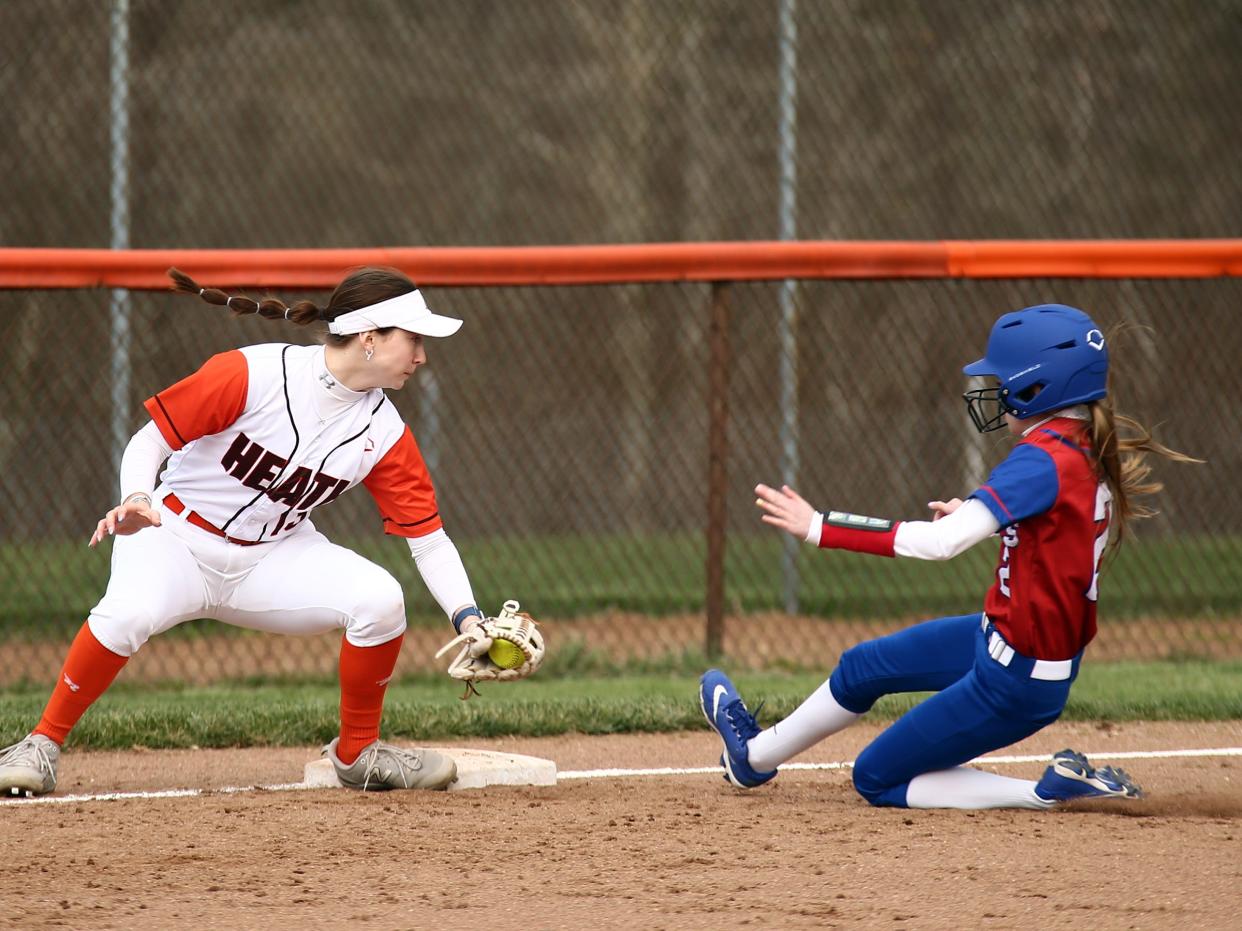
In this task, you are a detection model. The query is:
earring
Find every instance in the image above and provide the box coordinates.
[365,346,374,362]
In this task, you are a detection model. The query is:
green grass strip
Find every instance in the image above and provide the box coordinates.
[4,531,1240,636]
[1,661,1238,751]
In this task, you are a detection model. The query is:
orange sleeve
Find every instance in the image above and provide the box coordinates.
[143,350,249,451]
[362,427,444,538]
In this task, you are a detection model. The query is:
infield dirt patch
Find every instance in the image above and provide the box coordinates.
[2,720,1240,930]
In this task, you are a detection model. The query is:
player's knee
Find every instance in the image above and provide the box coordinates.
[851,748,896,807]
[829,644,877,714]
[850,757,884,805]
[86,609,154,656]
[347,573,406,642]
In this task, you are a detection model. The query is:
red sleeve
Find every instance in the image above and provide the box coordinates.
[143,350,249,451]
[362,427,444,538]
[819,511,900,557]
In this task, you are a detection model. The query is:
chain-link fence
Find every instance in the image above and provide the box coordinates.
[2,277,1239,683]
[4,0,1240,248]
[2,1,1240,683]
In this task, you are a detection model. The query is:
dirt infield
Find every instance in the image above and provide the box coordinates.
[2,721,1239,930]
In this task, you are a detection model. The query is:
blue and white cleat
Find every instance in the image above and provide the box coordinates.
[1035,748,1143,802]
[699,669,777,789]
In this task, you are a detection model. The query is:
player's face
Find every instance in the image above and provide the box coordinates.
[1003,384,1047,435]
[371,330,427,389]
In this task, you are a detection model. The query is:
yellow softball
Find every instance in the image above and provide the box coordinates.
[488,638,525,670]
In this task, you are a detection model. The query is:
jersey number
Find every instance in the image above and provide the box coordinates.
[997,526,1018,598]
[270,508,307,537]
[1086,484,1112,602]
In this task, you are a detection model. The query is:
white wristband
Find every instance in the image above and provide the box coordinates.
[123,492,153,507]
[806,511,824,545]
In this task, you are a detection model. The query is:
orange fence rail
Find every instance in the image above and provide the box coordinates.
[1,240,1241,289]
[3,241,1240,663]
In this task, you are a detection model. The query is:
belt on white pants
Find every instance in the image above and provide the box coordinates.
[980,615,1074,682]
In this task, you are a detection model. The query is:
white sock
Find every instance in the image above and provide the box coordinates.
[905,766,1055,810]
[746,679,861,771]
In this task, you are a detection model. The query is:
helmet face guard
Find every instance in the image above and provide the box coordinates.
[962,384,1011,433]
[962,304,1109,434]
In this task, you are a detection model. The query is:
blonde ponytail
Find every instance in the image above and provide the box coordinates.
[1087,397,1201,553]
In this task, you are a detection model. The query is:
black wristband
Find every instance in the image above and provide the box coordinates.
[451,605,484,634]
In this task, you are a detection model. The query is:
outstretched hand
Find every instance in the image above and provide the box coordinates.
[928,498,965,521]
[89,498,162,547]
[754,483,816,540]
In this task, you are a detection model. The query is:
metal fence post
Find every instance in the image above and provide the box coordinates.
[777,0,801,614]
[706,281,731,659]
[109,0,132,477]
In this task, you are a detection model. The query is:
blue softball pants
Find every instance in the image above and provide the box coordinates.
[829,613,1082,808]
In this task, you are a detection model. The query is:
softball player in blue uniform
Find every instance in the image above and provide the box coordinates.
[702,304,1196,809]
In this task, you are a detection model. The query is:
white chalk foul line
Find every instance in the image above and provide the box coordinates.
[4,747,1239,805]
[3,782,310,806]
[557,746,1242,780]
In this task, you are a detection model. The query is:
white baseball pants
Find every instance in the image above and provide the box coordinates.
[88,497,406,657]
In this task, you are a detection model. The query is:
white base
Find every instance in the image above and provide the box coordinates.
[304,748,557,791]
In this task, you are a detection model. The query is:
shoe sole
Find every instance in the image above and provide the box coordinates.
[1058,748,1143,798]
[1091,765,1143,799]
[718,754,755,789]
[698,683,713,727]
[699,680,737,786]
[1,775,53,799]
[1051,749,1092,775]
[4,786,43,799]
[1042,755,1143,800]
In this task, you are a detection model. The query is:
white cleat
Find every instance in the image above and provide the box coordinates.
[0,733,60,798]
[322,738,456,791]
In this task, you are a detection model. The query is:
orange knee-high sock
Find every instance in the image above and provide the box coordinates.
[34,622,129,745]
[337,634,404,765]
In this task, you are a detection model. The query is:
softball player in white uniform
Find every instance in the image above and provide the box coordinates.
[0,266,493,796]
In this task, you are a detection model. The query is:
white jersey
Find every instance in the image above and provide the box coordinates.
[145,343,442,544]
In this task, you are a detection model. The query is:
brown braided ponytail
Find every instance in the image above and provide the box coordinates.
[167,267,324,325]
[166,266,418,345]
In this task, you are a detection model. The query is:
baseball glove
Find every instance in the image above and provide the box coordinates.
[435,600,545,699]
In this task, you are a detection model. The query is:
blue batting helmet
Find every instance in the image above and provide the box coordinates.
[962,304,1109,432]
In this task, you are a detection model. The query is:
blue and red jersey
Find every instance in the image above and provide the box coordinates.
[969,417,1110,660]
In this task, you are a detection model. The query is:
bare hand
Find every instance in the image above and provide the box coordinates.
[754,483,816,540]
[89,499,162,547]
[928,498,965,521]
[457,614,494,658]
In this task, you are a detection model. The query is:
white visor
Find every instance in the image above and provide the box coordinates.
[327,289,462,337]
